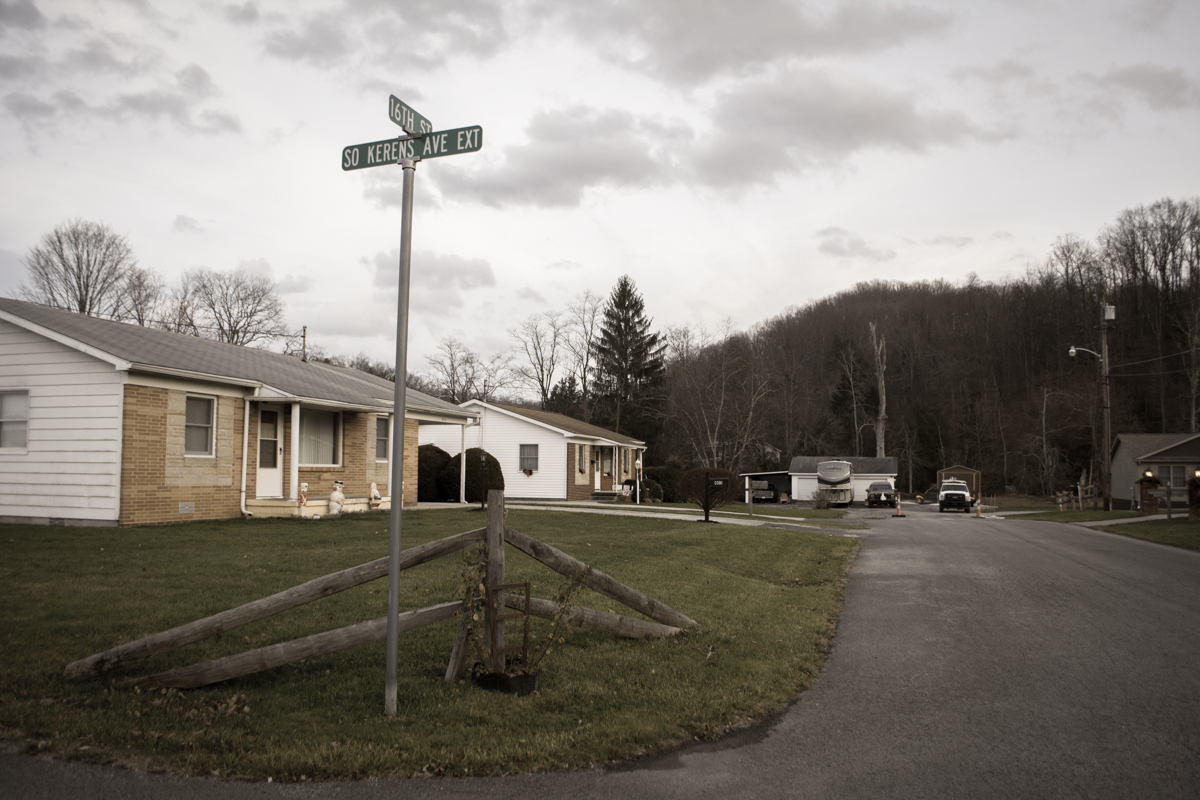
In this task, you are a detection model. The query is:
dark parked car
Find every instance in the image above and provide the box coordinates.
[865,481,896,507]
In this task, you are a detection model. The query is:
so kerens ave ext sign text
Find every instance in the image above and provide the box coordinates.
[341,125,483,171]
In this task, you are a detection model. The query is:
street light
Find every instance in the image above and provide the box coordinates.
[1069,304,1114,511]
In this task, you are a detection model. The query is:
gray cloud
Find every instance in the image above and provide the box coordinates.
[517,286,546,303]
[262,0,508,70]
[99,64,242,134]
[928,235,973,247]
[550,0,951,87]
[691,69,981,187]
[0,0,46,31]
[275,273,312,295]
[434,106,692,208]
[223,2,260,25]
[262,11,351,66]
[1121,0,1177,31]
[0,53,46,81]
[817,227,895,261]
[1091,62,1200,110]
[371,249,496,316]
[62,37,155,76]
[172,215,203,233]
[3,90,55,122]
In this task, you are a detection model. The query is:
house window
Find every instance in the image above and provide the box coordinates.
[1158,465,1185,489]
[623,449,629,473]
[0,391,28,449]
[299,409,341,466]
[602,448,612,475]
[376,417,390,461]
[184,396,214,456]
[520,444,538,472]
[577,443,587,473]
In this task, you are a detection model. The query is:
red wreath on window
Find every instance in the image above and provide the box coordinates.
[523,468,533,477]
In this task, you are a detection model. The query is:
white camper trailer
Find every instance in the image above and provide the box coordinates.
[817,460,854,505]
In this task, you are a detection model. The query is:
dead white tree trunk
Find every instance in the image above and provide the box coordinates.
[871,321,887,458]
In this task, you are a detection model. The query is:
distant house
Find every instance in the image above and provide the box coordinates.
[418,400,645,501]
[0,297,477,526]
[741,456,899,504]
[1112,432,1199,509]
[787,456,899,503]
[1108,434,1195,510]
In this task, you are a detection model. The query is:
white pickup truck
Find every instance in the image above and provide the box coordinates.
[938,480,973,513]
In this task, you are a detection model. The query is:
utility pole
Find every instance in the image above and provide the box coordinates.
[1101,303,1114,511]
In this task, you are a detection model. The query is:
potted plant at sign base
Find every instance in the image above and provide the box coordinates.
[456,547,579,696]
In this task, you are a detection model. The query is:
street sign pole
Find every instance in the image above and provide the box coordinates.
[384,157,417,717]
[341,95,480,717]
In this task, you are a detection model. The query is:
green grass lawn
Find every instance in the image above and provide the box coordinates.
[1094,517,1200,552]
[0,507,857,781]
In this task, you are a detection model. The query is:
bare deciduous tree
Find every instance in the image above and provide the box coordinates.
[180,268,289,346]
[661,322,771,472]
[564,289,603,422]
[425,337,517,404]
[510,311,564,409]
[20,219,138,317]
[118,266,165,326]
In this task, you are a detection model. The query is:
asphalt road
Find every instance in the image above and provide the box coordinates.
[4,513,1198,799]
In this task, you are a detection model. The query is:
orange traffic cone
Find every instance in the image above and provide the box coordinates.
[894,497,905,518]
[976,496,982,518]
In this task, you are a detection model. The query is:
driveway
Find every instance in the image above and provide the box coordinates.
[4,514,1198,799]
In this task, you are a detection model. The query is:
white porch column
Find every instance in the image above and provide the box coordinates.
[459,423,468,503]
[289,401,300,500]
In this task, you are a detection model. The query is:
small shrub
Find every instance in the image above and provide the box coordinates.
[810,489,833,510]
[437,448,505,503]
[643,477,664,502]
[645,455,686,502]
[418,444,451,502]
[683,467,739,515]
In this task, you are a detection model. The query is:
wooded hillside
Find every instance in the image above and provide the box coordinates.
[656,198,1200,495]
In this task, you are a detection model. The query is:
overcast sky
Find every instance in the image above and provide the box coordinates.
[1,0,1197,375]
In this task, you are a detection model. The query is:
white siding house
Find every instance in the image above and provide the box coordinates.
[0,318,125,525]
[786,457,899,505]
[0,297,476,526]
[419,400,645,501]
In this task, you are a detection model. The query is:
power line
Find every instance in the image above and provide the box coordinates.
[1109,347,1200,370]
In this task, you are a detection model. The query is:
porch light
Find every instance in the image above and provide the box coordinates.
[1145,470,1154,479]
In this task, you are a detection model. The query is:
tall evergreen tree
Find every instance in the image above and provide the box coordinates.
[594,275,665,437]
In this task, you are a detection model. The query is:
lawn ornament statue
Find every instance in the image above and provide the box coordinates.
[369,482,382,509]
[299,482,308,516]
[329,481,345,515]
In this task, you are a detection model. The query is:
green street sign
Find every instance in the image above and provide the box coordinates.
[415,125,482,159]
[342,136,418,171]
[341,126,482,171]
[389,95,433,136]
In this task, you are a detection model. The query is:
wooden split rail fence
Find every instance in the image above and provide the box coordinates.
[65,491,696,690]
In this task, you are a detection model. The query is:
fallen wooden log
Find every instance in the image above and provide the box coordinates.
[505,595,682,639]
[120,602,461,690]
[66,528,484,682]
[503,527,698,631]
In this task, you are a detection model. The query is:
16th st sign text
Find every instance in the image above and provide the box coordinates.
[341,126,482,171]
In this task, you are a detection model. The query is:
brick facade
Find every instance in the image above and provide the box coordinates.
[567,443,596,501]
[120,391,422,526]
[119,385,243,527]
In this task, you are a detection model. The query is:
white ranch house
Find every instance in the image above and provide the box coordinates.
[419,400,645,501]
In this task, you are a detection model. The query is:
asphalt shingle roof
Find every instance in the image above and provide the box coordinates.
[0,297,469,417]
[788,456,899,474]
[485,402,644,446]
[1114,433,1195,461]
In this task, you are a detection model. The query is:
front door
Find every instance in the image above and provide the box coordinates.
[257,406,283,498]
[594,445,601,491]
